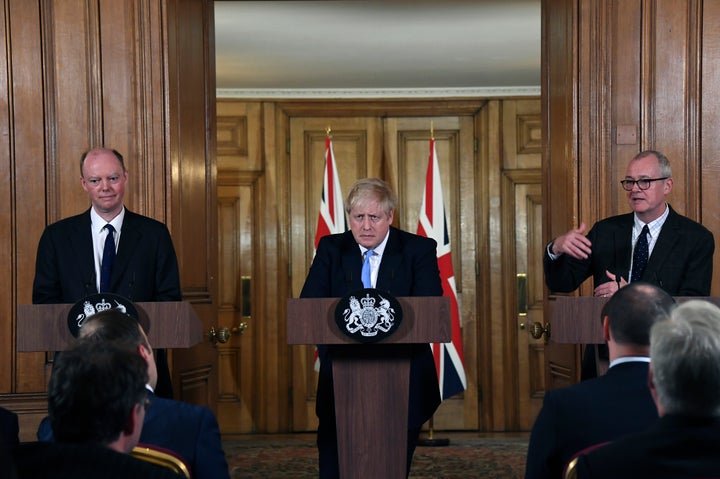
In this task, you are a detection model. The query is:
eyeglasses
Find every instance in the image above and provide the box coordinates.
[619,177,668,191]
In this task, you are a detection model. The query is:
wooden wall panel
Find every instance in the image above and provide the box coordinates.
[0,0,217,441]
[0,0,11,393]
[165,0,218,407]
[701,0,720,294]
[543,0,720,400]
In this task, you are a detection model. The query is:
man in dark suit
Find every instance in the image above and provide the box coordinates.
[574,299,720,479]
[14,340,183,478]
[524,282,675,479]
[37,308,230,479]
[32,147,181,397]
[544,150,714,377]
[300,177,442,478]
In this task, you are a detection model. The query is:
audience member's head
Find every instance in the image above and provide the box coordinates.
[78,308,158,389]
[649,299,720,417]
[601,281,674,356]
[49,340,149,453]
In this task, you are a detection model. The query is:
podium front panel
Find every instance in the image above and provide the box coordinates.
[17,301,204,351]
[286,296,450,345]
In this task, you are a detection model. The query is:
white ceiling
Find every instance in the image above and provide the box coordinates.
[214,1,541,98]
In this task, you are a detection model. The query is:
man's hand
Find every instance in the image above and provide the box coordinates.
[594,270,627,297]
[551,222,592,259]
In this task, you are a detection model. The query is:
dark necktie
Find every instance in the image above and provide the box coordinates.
[631,225,650,283]
[361,250,375,288]
[100,224,116,292]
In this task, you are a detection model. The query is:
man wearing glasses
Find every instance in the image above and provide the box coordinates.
[544,150,714,376]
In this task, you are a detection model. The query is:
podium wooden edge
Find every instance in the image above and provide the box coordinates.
[286,295,451,345]
[17,301,204,352]
[548,295,720,344]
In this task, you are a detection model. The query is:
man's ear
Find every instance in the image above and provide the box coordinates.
[137,344,151,362]
[123,403,143,435]
[602,316,611,342]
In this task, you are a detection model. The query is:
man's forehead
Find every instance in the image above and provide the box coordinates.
[350,200,383,214]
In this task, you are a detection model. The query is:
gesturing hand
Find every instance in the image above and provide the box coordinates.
[594,270,627,297]
[551,222,592,259]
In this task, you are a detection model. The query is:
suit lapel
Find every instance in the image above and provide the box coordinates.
[340,231,364,292]
[376,227,401,291]
[113,209,140,288]
[71,210,97,292]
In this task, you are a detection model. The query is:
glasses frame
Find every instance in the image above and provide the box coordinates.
[619,177,669,191]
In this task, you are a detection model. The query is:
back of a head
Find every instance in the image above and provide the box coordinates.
[79,308,147,350]
[49,340,148,447]
[344,178,397,215]
[651,299,720,416]
[603,282,674,346]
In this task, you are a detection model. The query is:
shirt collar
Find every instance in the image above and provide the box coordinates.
[360,229,390,257]
[609,356,650,368]
[90,206,125,233]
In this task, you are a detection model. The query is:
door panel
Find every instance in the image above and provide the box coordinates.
[384,116,478,430]
[288,116,384,432]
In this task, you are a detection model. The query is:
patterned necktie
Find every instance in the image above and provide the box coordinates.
[631,224,650,283]
[361,250,375,288]
[100,224,116,292]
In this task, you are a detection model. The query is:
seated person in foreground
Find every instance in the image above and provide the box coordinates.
[37,308,230,479]
[14,341,182,478]
[574,299,720,478]
[525,282,674,479]
[0,405,19,450]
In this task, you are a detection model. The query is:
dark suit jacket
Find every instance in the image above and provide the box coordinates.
[32,208,181,304]
[300,227,443,428]
[37,392,229,479]
[575,415,720,479]
[524,361,658,479]
[140,392,229,479]
[12,442,184,479]
[0,406,19,451]
[544,206,715,296]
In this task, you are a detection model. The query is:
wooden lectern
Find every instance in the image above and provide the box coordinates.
[548,295,720,344]
[16,301,204,352]
[287,296,451,479]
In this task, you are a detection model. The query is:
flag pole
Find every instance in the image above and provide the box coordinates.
[418,416,450,447]
[418,122,450,448]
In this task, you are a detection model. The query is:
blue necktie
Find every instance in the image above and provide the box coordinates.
[100,224,116,292]
[631,225,649,283]
[361,250,375,288]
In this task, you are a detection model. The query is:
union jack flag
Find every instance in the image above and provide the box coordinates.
[417,138,467,400]
[312,135,347,371]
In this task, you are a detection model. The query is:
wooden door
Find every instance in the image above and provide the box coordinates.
[483,99,546,430]
[384,116,478,430]
[288,116,385,431]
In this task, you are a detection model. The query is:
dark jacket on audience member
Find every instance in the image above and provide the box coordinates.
[37,391,230,479]
[12,442,183,479]
[575,415,720,478]
[525,361,658,479]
